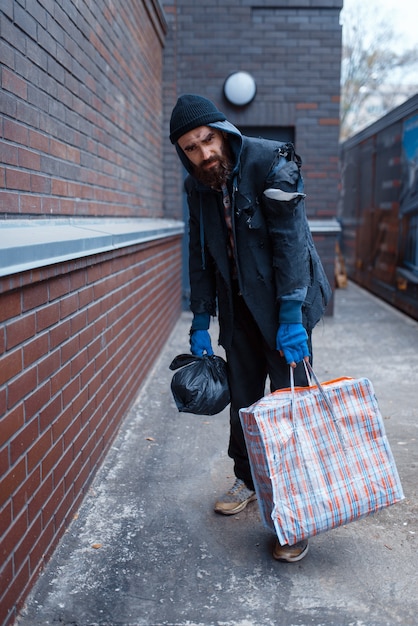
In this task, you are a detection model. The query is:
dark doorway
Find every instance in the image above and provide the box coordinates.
[239,126,294,144]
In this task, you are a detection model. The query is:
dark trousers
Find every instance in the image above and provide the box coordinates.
[225,289,311,490]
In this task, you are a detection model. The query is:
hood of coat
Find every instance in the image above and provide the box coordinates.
[175,119,243,181]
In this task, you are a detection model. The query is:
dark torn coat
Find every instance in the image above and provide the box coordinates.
[178,120,332,351]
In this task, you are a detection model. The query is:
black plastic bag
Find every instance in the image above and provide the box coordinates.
[169,354,230,415]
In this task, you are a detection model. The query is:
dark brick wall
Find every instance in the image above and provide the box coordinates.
[161,0,343,310]
[162,0,342,221]
[0,236,182,626]
[0,0,166,218]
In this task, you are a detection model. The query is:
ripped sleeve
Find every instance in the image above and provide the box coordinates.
[261,144,311,297]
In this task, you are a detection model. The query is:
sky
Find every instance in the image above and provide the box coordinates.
[378,0,418,48]
[341,0,418,50]
[341,0,418,85]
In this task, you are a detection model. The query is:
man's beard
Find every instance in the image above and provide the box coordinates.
[193,146,233,190]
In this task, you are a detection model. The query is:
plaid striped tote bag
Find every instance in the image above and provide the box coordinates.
[239,363,404,546]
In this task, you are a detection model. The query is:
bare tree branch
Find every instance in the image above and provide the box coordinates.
[340,0,418,139]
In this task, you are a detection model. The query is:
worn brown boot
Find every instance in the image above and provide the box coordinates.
[273,539,309,562]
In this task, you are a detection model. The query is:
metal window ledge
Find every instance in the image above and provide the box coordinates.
[0,217,185,278]
[308,219,341,234]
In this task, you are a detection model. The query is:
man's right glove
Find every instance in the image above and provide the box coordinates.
[190,313,214,357]
[190,330,214,356]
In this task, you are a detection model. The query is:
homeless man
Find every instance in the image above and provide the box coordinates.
[169,94,332,562]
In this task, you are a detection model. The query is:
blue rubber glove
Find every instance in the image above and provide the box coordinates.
[277,298,309,366]
[190,330,214,356]
[276,323,309,365]
[191,312,210,331]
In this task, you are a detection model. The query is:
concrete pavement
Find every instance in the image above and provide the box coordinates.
[16,282,418,626]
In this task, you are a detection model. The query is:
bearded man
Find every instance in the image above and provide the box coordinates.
[170,94,331,562]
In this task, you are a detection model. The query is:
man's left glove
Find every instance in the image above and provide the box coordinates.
[276,298,309,366]
[276,323,309,365]
[190,312,214,357]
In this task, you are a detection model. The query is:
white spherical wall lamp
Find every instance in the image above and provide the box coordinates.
[223,71,257,106]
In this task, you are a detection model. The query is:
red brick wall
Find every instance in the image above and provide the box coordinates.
[1,0,166,218]
[0,236,182,626]
[0,2,183,623]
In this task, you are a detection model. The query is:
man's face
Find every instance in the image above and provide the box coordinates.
[177,126,232,188]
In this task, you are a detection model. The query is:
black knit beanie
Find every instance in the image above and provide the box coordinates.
[169,94,226,144]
